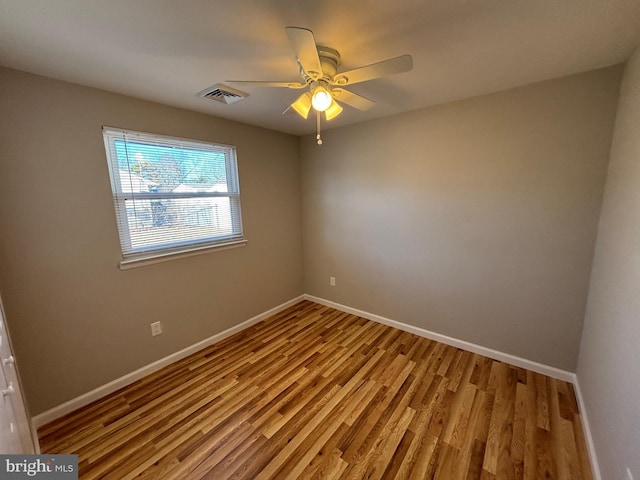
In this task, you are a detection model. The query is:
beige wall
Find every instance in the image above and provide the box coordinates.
[0,68,304,415]
[577,48,640,480]
[302,67,622,371]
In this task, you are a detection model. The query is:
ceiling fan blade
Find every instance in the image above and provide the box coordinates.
[226,80,306,89]
[324,100,343,121]
[331,88,376,111]
[332,54,413,86]
[285,27,323,80]
[283,92,312,119]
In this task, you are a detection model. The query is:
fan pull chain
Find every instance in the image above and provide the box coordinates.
[316,110,323,145]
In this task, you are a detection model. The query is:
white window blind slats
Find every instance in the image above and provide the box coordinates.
[103,127,244,260]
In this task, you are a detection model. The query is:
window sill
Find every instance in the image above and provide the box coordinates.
[118,239,247,270]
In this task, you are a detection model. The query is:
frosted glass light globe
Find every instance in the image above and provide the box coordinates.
[311,86,332,112]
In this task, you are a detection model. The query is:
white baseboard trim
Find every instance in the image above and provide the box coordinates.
[571,375,602,480]
[303,294,575,382]
[32,295,305,429]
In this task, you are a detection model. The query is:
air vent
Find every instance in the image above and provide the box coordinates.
[197,84,248,104]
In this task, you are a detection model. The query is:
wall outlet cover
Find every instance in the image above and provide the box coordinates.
[151,321,162,337]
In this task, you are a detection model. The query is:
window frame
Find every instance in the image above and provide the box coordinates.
[102,127,246,269]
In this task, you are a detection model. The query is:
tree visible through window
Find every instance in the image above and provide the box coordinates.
[103,127,244,262]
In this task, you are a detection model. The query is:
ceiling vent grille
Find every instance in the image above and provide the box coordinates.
[197,84,248,104]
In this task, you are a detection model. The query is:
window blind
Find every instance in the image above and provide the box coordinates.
[102,127,243,259]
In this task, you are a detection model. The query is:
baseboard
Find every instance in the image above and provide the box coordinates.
[303,294,575,382]
[571,375,602,480]
[32,295,305,429]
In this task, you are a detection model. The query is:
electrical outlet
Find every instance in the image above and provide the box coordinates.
[150,321,162,337]
[626,467,634,480]
[330,276,336,287]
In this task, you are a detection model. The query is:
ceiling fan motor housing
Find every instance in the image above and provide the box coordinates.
[301,46,341,83]
[317,46,340,79]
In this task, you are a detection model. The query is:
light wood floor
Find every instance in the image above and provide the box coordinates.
[39,300,593,479]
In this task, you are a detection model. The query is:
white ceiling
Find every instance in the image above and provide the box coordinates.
[1,0,639,136]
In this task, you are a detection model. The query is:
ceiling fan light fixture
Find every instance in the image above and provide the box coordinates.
[290,92,312,119]
[324,99,343,120]
[311,83,332,112]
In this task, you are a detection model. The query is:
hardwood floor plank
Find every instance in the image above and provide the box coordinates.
[407,433,439,480]
[399,375,447,479]
[298,422,350,480]
[446,350,472,392]
[457,389,489,477]
[522,372,538,480]
[38,300,593,479]
[511,382,527,476]
[442,382,477,448]
[534,373,551,431]
[535,426,557,479]
[572,413,594,480]
[434,442,460,479]
[465,438,487,480]
[365,406,415,480]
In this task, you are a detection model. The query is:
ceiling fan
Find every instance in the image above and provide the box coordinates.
[226,26,413,144]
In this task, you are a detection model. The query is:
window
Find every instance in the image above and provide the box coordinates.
[103,127,244,267]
